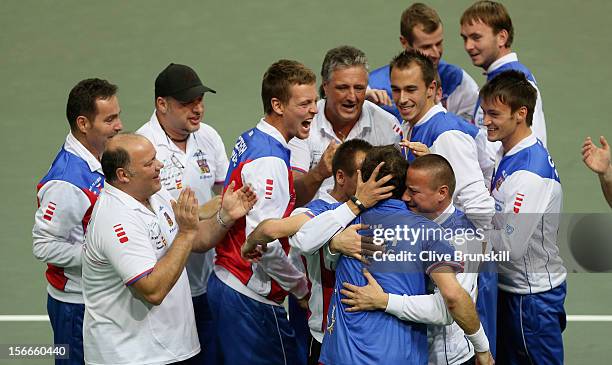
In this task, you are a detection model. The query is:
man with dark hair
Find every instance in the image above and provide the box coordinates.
[289,45,401,207]
[136,63,228,363]
[33,78,122,364]
[240,139,393,365]
[283,139,378,365]
[319,146,493,365]
[342,153,498,364]
[390,50,494,230]
[480,70,566,365]
[208,59,318,364]
[83,133,255,365]
[461,0,547,148]
[369,3,479,122]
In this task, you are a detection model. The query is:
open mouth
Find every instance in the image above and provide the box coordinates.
[341,103,356,112]
[301,120,312,131]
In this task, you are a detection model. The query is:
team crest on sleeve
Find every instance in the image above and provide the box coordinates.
[43,202,57,221]
[265,179,274,200]
[113,224,129,243]
[513,193,525,213]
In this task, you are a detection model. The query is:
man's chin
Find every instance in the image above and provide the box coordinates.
[296,130,311,140]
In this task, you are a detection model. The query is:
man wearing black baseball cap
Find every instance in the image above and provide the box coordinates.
[137,63,229,364]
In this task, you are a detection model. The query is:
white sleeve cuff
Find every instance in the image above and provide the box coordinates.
[290,202,357,254]
[334,202,358,225]
[385,293,404,317]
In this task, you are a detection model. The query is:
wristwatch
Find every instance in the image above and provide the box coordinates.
[350,195,366,212]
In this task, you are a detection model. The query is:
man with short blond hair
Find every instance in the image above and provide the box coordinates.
[209,59,318,364]
[461,0,547,163]
[370,3,479,122]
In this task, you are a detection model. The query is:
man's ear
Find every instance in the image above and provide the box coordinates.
[322,81,330,99]
[271,97,284,115]
[116,168,131,184]
[156,97,168,114]
[399,35,410,50]
[426,79,437,100]
[439,185,449,201]
[75,115,90,134]
[336,169,345,186]
[496,29,509,48]
[516,106,528,124]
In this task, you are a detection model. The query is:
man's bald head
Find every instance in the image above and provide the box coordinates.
[102,133,151,183]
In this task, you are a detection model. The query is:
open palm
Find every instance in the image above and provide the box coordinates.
[222,181,258,221]
[582,136,611,174]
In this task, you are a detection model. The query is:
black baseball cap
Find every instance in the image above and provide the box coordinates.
[155,63,216,102]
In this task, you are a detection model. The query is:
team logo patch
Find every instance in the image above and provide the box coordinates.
[505,224,515,235]
[513,193,525,213]
[265,179,273,199]
[164,211,174,227]
[113,224,129,243]
[495,175,505,191]
[43,202,56,221]
[197,157,210,174]
[194,150,211,174]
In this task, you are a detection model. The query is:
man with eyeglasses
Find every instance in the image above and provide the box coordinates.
[137,63,228,364]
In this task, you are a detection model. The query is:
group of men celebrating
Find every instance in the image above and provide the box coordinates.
[33,1,567,365]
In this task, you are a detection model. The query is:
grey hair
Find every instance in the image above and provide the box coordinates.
[320,45,369,83]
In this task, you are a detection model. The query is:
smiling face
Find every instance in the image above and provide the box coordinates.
[481,97,529,152]
[125,138,165,200]
[83,95,123,157]
[322,66,368,126]
[460,20,507,70]
[279,83,318,141]
[390,63,436,124]
[408,24,444,67]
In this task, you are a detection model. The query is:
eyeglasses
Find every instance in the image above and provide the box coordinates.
[170,154,185,170]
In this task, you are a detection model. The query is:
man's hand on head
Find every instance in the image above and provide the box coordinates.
[354,162,395,208]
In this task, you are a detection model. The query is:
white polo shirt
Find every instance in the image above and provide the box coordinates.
[137,112,229,297]
[82,184,199,365]
[288,99,401,198]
